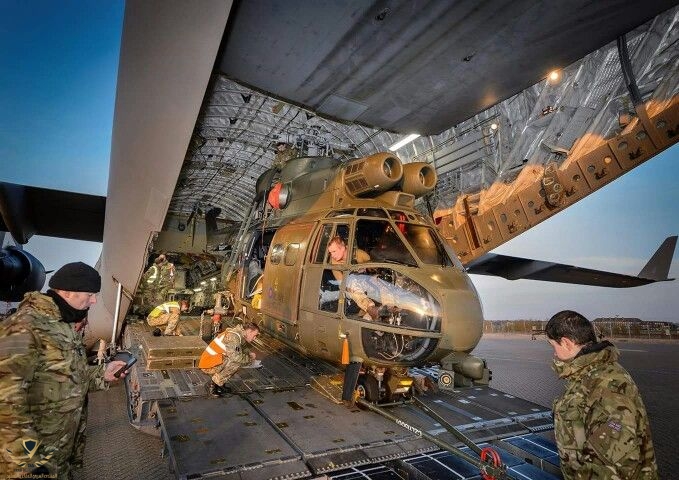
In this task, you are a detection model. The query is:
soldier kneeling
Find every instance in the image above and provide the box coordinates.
[199,322,260,397]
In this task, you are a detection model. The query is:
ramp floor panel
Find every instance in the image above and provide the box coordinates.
[249,389,415,451]
[158,396,310,479]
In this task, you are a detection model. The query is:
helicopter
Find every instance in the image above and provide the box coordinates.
[185,150,676,403]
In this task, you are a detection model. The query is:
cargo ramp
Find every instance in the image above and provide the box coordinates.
[121,317,562,479]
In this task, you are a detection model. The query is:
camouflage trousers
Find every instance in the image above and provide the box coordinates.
[201,359,240,387]
[147,311,180,335]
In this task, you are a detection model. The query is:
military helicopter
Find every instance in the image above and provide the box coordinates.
[209,152,479,402]
[200,150,676,403]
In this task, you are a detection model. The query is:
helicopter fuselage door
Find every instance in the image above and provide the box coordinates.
[260,223,313,338]
[298,222,350,361]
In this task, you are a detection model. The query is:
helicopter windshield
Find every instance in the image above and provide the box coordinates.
[344,268,441,332]
[355,218,455,268]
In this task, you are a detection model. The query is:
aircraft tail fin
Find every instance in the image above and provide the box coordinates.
[638,236,677,281]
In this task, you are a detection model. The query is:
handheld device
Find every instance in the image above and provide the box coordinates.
[114,356,137,378]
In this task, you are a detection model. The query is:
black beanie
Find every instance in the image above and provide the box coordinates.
[48,262,101,293]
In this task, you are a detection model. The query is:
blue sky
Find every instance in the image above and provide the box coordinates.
[2,1,678,321]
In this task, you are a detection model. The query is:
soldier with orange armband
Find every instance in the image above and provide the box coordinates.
[199,322,260,397]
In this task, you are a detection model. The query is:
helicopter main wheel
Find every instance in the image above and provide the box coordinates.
[356,375,380,403]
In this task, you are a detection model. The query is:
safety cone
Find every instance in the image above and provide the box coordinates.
[341,336,350,365]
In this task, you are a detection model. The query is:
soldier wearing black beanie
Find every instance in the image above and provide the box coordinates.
[48,261,101,293]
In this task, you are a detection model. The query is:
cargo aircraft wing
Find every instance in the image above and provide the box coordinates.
[0,182,105,244]
[465,236,677,287]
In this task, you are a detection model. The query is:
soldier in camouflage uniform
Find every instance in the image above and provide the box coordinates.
[146,300,188,335]
[155,254,175,304]
[0,262,127,479]
[198,322,259,397]
[546,310,658,479]
[139,254,175,307]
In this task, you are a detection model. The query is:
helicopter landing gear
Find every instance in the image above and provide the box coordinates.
[356,374,380,403]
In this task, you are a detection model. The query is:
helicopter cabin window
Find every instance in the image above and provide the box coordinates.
[326,209,354,218]
[356,208,388,218]
[269,243,284,265]
[245,230,275,298]
[284,243,300,266]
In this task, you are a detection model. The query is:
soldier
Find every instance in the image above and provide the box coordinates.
[546,310,658,479]
[146,300,188,336]
[154,253,175,303]
[140,254,175,306]
[327,236,379,320]
[199,322,259,397]
[0,262,127,479]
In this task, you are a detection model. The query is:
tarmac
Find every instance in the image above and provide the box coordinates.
[73,333,678,479]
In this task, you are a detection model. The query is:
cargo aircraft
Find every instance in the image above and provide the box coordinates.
[2,1,679,478]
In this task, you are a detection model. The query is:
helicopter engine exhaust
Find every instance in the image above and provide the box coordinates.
[343,153,403,197]
[400,162,437,198]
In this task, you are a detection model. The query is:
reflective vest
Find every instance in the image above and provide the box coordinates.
[198,329,242,369]
[146,265,159,283]
[147,301,180,318]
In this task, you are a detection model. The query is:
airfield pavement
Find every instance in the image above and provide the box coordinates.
[73,333,678,479]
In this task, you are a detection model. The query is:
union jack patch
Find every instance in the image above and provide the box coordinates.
[607,421,622,432]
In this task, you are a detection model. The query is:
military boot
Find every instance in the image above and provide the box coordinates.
[206,381,223,398]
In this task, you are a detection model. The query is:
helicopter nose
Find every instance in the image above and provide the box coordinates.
[438,287,484,352]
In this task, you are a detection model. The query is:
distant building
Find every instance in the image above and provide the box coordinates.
[594,317,642,324]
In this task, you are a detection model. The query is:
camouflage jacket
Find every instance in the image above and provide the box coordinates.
[0,292,106,479]
[157,260,175,288]
[552,343,658,479]
[222,325,252,365]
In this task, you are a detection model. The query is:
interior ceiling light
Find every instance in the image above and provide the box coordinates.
[548,69,562,84]
[388,133,421,151]
[490,123,498,130]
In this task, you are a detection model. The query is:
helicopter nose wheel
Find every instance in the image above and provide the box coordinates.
[356,375,380,403]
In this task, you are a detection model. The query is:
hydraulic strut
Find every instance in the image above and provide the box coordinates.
[355,398,513,480]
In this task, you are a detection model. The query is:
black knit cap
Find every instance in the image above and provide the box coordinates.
[48,262,101,293]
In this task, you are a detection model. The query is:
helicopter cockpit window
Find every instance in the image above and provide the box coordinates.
[326,209,354,218]
[270,244,284,265]
[355,219,416,266]
[356,208,388,218]
[401,224,454,266]
[313,225,333,264]
[284,243,300,266]
[319,268,340,313]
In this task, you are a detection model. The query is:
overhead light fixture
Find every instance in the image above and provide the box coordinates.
[388,133,421,151]
[200,281,207,286]
[210,277,217,282]
[548,69,562,84]
[490,123,498,130]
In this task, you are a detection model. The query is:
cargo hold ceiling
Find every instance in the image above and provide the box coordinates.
[217,0,677,135]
